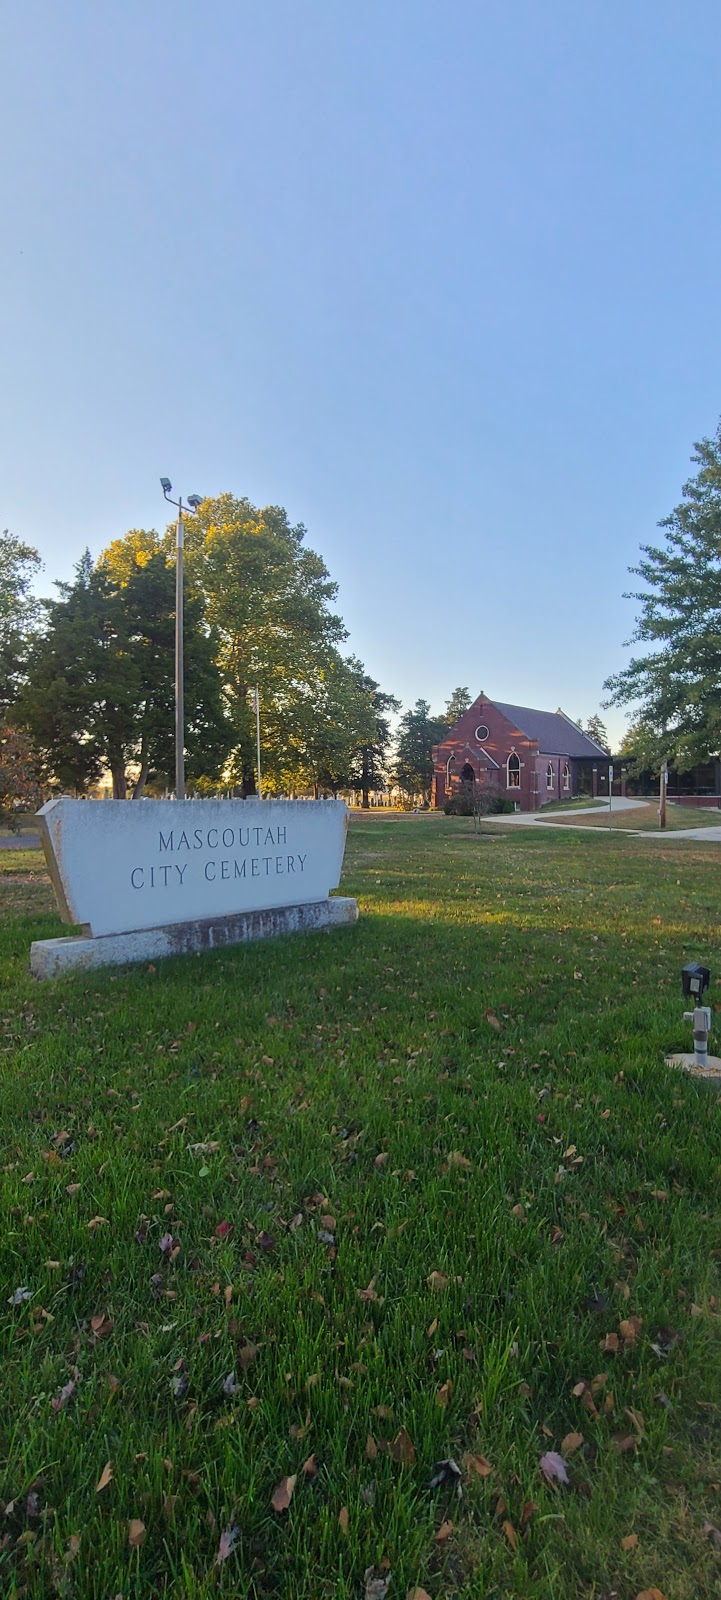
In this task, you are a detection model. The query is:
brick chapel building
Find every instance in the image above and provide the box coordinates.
[432,693,612,812]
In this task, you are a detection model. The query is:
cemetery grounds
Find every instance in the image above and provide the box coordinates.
[1,816,720,1600]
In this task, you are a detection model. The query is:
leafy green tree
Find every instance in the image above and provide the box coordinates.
[346,663,400,807]
[445,686,472,725]
[20,550,229,796]
[177,496,348,795]
[393,699,448,802]
[0,529,41,714]
[605,422,721,768]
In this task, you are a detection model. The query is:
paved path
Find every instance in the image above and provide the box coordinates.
[497,797,647,827]
[495,797,721,841]
[0,833,41,850]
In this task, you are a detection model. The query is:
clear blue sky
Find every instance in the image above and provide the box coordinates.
[2,1,720,744]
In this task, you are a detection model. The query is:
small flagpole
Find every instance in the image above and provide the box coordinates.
[255,686,262,799]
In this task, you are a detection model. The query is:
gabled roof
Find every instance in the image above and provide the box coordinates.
[493,702,610,757]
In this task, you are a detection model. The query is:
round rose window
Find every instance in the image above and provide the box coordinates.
[475,724,490,742]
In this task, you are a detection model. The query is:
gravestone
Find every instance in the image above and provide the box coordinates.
[31,797,357,978]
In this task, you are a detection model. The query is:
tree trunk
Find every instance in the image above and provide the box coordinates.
[111,763,127,799]
[132,760,149,799]
[362,748,370,808]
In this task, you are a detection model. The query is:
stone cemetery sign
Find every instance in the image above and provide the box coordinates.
[32,797,357,978]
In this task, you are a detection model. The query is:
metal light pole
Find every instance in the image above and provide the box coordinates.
[160,480,203,800]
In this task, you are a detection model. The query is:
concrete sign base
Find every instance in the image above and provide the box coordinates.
[665,1052,721,1089]
[31,895,359,979]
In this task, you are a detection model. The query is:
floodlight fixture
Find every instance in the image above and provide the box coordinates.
[186,493,203,509]
[160,477,173,495]
[682,962,710,1001]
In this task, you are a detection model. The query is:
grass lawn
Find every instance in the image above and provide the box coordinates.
[2,819,721,1599]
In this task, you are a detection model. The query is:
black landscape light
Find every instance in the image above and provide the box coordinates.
[682,962,710,1001]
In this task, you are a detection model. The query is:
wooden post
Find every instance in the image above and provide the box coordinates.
[659,759,667,830]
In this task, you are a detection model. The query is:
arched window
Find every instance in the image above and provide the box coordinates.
[507,752,520,788]
[562,762,570,792]
[546,763,555,790]
[461,762,475,783]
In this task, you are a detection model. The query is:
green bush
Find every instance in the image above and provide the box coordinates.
[443,791,516,817]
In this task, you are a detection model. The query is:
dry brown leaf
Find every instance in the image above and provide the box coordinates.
[374,1152,389,1169]
[613,1433,636,1454]
[486,1011,502,1030]
[427,1270,448,1292]
[436,1379,453,1407]
[365,1434,378,1461]
[358,1278,384,1304]
[407,1589,432,1600]
[620,1316,643,1342]
[503,1520,519,1552]
[95,1462,112,1494]
[435,1519,453,1542]
[338,1506,349,1536]
[302,1454,318,1478]
[635,1590,669,1600]
[447,1151,472,1170]
[390,1427,416,1465]
[128,1519,145,1548]
[622,1533,639,1551]
[462,1451,493,1477]
[560,1431,584,1457]
[271,1474,297,1512]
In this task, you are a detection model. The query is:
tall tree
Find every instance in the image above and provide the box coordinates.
[393,699,448,802]
[583,713,609,749]
[605,422,721,767]
[20,549,229,795]
[0,725,44,824]
[346,663,400,807]
[0,529,41,714]
[445,686,472,725]
[178,495,348,794]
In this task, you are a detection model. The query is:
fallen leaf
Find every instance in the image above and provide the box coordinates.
[561,1431,584,1457]
[486,1011,502,1030]
[427,1270,448,1292]
[702,1519,721,1549]
[365,1434,378,1461]
[96,1462,113,1493]
[601,1332,620,1353]
[87,1216,109,1230]
[620,1316,643,1343]
[365,1566,392,1600]
[436,1379,453,1407]
[390,1427,416,1465]
[462,1451,493,1477]
[429,1458,462,1491]
[223,1372,240,1397]
[214,1220,232,1239]
[622,1533,639,1551]
[8,1286,32,1305]
[407,1589,432,1600]
[65,1183,81,1197]
[613,1433,637,1454]
[635,1591,669,1600]
[358,1277,384,1304]
[503,1519,518,1552]
[435,1519,453,1542]
[216,1524,241,1564]
[302,1454,318,1478]
[271,1474,297,1512]
[374,1152,389,1169]
[447,1151,472,1170]
[128,1519,145,1548]
[338,1506,349,1535]
[51,1371,78,1413]
[539,1451,569,1486]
